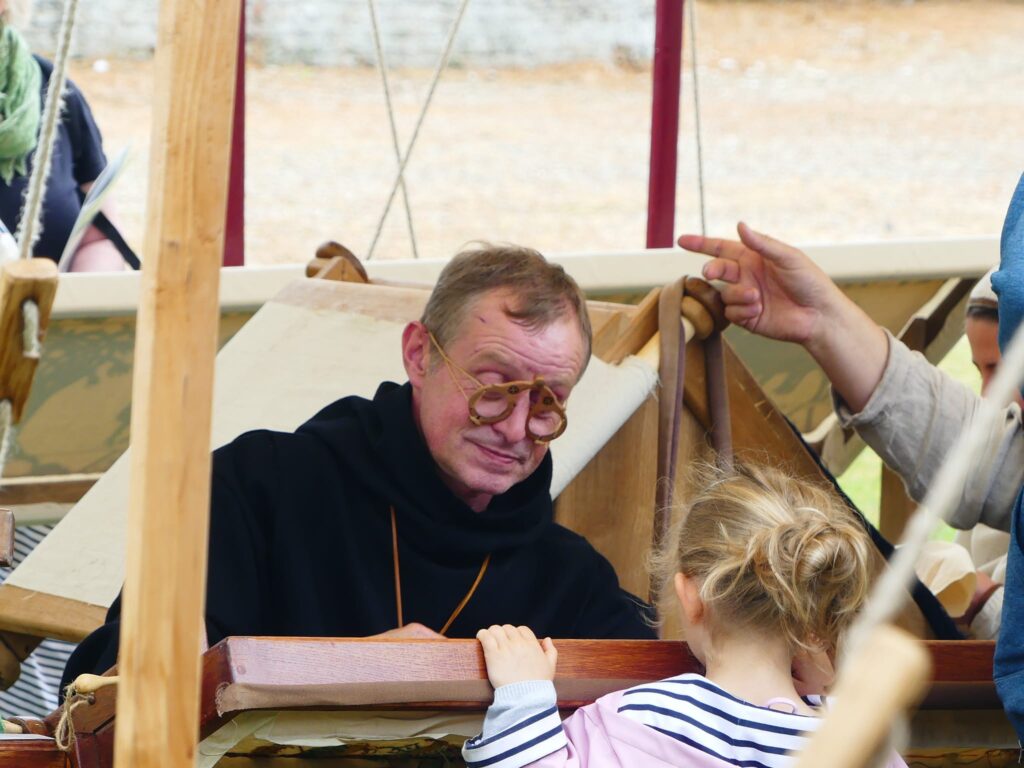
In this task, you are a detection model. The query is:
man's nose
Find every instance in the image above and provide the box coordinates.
[491,393,530,443]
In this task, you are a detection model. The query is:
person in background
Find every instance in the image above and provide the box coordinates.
[0,0,126,270]
[462,464,906,768]
[950,269,1017,638]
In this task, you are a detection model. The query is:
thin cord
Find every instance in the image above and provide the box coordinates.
[366,0,473,260]
[390,505,489,635]
[439,554,490,635]
[0,401,13,493]
[366,0,420,259]
[391,506,404,627]
[16,0,82,258]
[687,0,707,236]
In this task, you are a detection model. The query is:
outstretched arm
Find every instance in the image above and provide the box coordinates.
[678,222,889,413]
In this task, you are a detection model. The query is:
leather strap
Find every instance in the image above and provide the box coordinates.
[91,211,141,270]
[654,277,734,561]
[655,277,687,556]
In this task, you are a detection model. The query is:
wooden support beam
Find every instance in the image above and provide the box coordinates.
[112,0,241,765]
[0,259,57,422]
[0,472,100,506]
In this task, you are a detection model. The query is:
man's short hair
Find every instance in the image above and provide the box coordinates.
[421,243,592,375]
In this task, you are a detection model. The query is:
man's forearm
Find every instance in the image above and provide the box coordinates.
[804,291,889,415]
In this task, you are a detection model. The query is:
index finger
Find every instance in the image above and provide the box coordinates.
[676,233,735,260]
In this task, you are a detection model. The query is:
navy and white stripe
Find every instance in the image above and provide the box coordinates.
[463,681,567,768]
[617,674,820,768]
[0,525,75,718]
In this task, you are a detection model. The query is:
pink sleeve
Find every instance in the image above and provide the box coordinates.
[520,706,615,768]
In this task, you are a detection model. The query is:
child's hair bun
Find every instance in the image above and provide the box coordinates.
[651,463,872,654]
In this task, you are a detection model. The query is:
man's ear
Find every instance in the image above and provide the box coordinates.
[402,321,431,387]
[674,572,705,627]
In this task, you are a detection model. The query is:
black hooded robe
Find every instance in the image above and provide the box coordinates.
[62,382,654,688]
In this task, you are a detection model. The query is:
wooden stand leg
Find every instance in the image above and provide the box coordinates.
[111,0,241,766]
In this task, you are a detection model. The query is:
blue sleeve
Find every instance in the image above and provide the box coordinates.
[463,681,567,768]
[995,488,1024,741]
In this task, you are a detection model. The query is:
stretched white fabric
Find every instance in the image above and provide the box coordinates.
[6,282,656,620]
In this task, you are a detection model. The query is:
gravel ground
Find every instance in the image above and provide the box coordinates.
[66,0,1024,265]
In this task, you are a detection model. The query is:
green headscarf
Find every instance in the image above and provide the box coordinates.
[0,23,40,185]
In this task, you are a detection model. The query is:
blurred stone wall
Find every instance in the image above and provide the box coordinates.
[23,0,655,67]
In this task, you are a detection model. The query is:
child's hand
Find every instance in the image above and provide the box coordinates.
[477,625,558,689]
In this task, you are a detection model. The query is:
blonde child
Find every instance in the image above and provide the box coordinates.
[462,464,907,768]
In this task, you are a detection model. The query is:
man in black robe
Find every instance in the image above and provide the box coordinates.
[63,243,655,686]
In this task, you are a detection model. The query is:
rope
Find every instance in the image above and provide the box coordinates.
[55,674,118,753]
[366,0,473,260]
[686,0,707,236]
[15,0,82,259]
[21,300,40,359]
[0,401,13,487]
[366,0,420,259]
[842,318,1024,670]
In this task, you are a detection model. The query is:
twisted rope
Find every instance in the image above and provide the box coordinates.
[0,401,12,486]
[366,0,419,259]
[366,0,473,260]
[21,300,40,359]
[55,674,118,753]
[15,0,82,259]
[686,0,707,236]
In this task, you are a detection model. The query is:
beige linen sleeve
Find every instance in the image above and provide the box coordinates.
[833,331,1024,533]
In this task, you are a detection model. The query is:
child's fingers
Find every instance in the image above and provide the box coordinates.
[477,625,503,652]
[516,625,538,643]
[500,624,520,645]
[541,637,558,667]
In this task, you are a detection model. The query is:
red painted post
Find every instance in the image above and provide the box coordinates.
[645,0,684,249]
[223,2,246,266]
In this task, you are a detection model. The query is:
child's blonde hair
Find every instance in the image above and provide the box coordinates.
[651,463,872,656]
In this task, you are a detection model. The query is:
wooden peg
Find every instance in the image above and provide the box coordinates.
[307,241,369,283]
[0,259,58,422]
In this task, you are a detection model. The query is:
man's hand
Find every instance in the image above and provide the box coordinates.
[477,625,557,689]
[679,222,889,413]
[371,622,445,639]
[678,222,839,345]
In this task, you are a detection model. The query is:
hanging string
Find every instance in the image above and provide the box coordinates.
[366,0,473,260]
[15,0,82,258]
[686,0,707,236]
[21,301,40,359]
[366,0,420,259]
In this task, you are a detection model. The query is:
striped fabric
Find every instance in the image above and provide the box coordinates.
[464,674,841,768]
[616,674,820,768]
[0,525,75,718]
[464,703,567,768]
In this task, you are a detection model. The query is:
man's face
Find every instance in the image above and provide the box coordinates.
[404,288,586,512]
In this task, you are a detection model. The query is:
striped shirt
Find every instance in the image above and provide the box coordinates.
[0,525,75,718]
[464,673,906,768]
